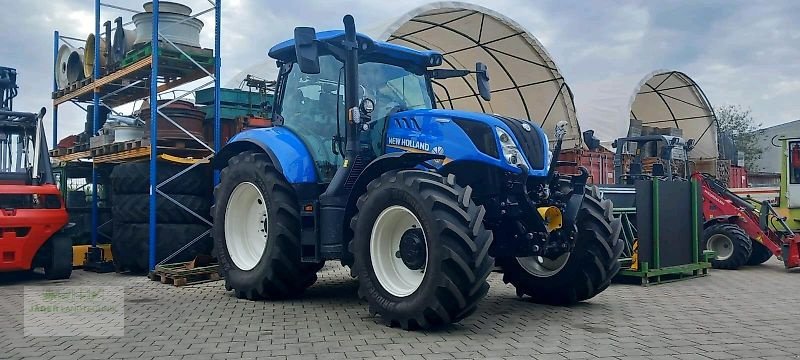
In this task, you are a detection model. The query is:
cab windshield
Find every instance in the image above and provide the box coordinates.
[278,55,432,182]
[0,129,34,174]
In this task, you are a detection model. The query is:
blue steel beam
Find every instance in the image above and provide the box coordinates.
[90,0,101,247]
[52,31,59,150]
[148,0,160,271]
[214,0,221,185]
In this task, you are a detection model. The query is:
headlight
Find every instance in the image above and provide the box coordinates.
[496,127,528,168]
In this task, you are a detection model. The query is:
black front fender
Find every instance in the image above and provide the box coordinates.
[348,152,443,195]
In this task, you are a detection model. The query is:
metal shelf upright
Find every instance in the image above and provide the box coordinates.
[51,0,221,271]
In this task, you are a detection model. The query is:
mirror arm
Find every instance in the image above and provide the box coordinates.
[326,44,347,62]
[429,69,471,79]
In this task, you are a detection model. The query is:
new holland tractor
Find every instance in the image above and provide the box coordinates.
[212,16,623,329]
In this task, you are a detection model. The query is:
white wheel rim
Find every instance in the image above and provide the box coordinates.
[225,182,268,271]
[707,234,734,260]
[370,205,427,297]
[516,253,570,278]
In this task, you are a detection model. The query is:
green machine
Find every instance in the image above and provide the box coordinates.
[599,180,714,285]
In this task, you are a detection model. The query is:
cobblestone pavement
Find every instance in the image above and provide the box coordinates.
[1,259,799,360]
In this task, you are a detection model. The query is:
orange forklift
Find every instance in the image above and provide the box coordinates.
[0,66,71,279]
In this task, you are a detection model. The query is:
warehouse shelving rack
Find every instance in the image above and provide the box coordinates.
[51,0,221,271]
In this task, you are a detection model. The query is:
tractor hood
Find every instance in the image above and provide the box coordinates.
[385,108,550,177]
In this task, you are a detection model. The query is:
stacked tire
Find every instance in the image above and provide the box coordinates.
[110,161,213,273]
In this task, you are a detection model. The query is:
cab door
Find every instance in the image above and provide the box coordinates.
[786,140,800,208]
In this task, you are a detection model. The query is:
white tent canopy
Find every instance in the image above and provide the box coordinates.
[574,70,719,159]
[368,1,580,148]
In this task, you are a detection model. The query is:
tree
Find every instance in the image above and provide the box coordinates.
[715,104,765,171]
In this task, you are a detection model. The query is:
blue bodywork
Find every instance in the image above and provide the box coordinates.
[220,31,551,183]
[269,30,442,72]
[384,109,549,177]
[227,127,318,183]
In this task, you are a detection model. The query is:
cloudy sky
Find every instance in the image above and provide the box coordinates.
[1,0,797,141]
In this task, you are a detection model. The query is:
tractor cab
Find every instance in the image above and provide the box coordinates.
[612,135,694,184]
[0,110,54,187]
[266,30,489,182]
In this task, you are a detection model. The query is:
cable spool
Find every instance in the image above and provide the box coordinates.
[133,2,203,48]
[83,33,108,78]
[55,44,74,89]
[66,48,86,84]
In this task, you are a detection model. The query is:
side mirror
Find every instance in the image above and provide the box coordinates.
[582,129,600,150]
[476,62,490,101]
[554,120,568,140]
[294,27,320,74]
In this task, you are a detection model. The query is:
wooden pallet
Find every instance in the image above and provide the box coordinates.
[91,139,147,157]
[50,143,90,157]
[91,138,210,156]
[92,145,212,164]
[52,77,93,99]
[149,262,221,287]
[50,143,92,161]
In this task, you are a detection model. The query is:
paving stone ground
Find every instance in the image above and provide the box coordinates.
[1,259,799,360]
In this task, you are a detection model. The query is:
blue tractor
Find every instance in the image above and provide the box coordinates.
[213,16,623,329]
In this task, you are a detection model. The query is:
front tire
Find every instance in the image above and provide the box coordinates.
[704,223,752,269]
[497,186,623,305]
[350,170,493,330]
[747,240,773,265]
[44,234,73,280]
[213,151,322,300]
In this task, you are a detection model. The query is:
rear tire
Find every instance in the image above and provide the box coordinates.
[350,170,494,330]
[44,234,73,280]
[112,194,210,224]
[746,239,772,266]
[112,223,211,272]
[110,161,210,196]
[704,223,752,269]
[213,151,322,300]
[497,186,623,305]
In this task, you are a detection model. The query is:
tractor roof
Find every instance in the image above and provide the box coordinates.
[268,30,442,71]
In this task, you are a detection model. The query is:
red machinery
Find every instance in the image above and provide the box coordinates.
[694,172,800,270]
[0,67,71,279]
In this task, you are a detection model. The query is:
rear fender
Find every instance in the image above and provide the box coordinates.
[212,127,318,184]
[704,215,740,228]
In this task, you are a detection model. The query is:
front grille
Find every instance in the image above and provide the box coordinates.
[493,116,545,170]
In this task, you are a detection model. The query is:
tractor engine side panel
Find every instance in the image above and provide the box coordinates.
[383,112,515,173]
